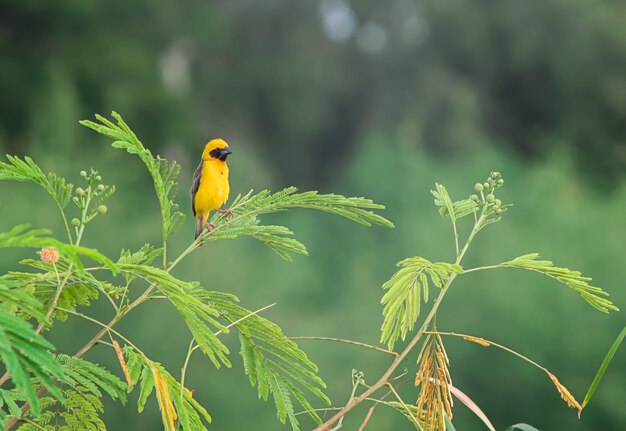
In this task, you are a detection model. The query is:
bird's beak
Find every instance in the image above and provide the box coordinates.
[219,147,232,161]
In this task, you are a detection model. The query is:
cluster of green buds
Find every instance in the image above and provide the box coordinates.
[70,169,115,231]
[470,171,507,216]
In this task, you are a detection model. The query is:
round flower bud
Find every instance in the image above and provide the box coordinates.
[486,194,495,203]
[474,183,484,192]
[470,194,479,202]
[491,171,501,179]
[97,184,105,191]
[495,199,502,206]
[71,218,80,226]
[80,170,87,178]
[495,208,502,215]
[40,246,60,264]
[96,175,102,181]
[483,182,490,189]
[497,179,504,186]
[75,187,85,196]
[98,205,108,214]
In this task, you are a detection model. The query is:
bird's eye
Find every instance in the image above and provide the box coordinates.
[209,148,222,159]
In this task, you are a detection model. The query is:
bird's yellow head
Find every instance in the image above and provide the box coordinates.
[202,139,232,162]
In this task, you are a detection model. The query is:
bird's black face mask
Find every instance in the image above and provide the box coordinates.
[209,147,233,161]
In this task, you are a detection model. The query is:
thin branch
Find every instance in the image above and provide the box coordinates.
[425,330,548,373]
[386,383,421,429]
[314,209,489,430]
[289,336,397,357]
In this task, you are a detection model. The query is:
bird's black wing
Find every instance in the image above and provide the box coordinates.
[191,161,203,216]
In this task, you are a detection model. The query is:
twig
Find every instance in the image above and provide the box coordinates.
[313,211,488,430]
[289,336,397,357]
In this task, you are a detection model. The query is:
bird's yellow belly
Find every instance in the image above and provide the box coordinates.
[194,163,230,218]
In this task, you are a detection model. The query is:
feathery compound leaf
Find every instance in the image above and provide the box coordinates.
[381,257,463,349]
[0,155,73,208]
[198,187,392,260]
[57,355,127,404]
[197,291,329,431]
[431,183,478,220]
[0,310,64,417]
[118,264,230,368]
[16,388,107,431]
[499,254,618,313]
[80,113,185,242]
[229,187,394,227]
[0,278,47,321]
[0,225,118,274]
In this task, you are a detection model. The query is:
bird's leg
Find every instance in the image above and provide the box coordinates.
[205,222,215,232]
[215,208,234,221]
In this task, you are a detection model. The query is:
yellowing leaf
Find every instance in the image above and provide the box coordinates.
[113,339,132,386]
[547,372,582,416]
[462,336,491,347]
[152,367,178,431]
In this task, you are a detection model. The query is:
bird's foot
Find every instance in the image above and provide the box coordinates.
[205,222,215,232]
[216,208,234,221]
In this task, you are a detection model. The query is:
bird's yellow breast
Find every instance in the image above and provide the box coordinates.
[194,160,230,217]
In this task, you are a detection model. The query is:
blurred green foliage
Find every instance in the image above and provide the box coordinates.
[1,0,626,186]
[1,0,625,429]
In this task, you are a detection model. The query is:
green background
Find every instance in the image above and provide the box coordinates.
[1,1,625,430]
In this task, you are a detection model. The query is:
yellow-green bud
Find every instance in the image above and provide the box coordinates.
[495,208,502,215]
[497,179,504,186]
[71,218,80,226]
[491,171,501,179]
[495,199,502,206]
[470,194,479,202]
[80,170,87,178]
[97,184,105,191]
[486,194,495,203]
[474,183,484,192]
[96,175,102,181]
[98,205,108,214]
[75,187,85,196]
[483,182,490,189]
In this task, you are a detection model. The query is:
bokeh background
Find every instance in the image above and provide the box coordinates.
[1,1,625,430]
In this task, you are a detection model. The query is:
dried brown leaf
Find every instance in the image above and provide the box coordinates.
[547,372,582,416]
[415,334,454,430]
[112,340,132,386]
[462,336,491,347]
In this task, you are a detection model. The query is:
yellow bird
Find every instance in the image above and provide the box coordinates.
[191,139,233,239]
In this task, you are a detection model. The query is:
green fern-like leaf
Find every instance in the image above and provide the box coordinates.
[57,355,127,404]
[15,388,107,431]
[431,183,478,220]
[198,290,330,431]
[0,156,73,209]
[498,254,618,313]
[380,257,463,349]
[0,225,118,274]
[118,264,230,368]
[0,278,47,321]
[199,187,393,260]
[80,113,185,243]
[0,310,64,417]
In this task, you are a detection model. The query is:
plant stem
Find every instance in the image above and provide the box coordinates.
[386,383,421,429]
[179,338,196,401]
[289,336,397,357]
[313,211,487,431]
[425,330,548,372]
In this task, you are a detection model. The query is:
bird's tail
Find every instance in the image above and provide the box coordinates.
[194,217,203,240]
